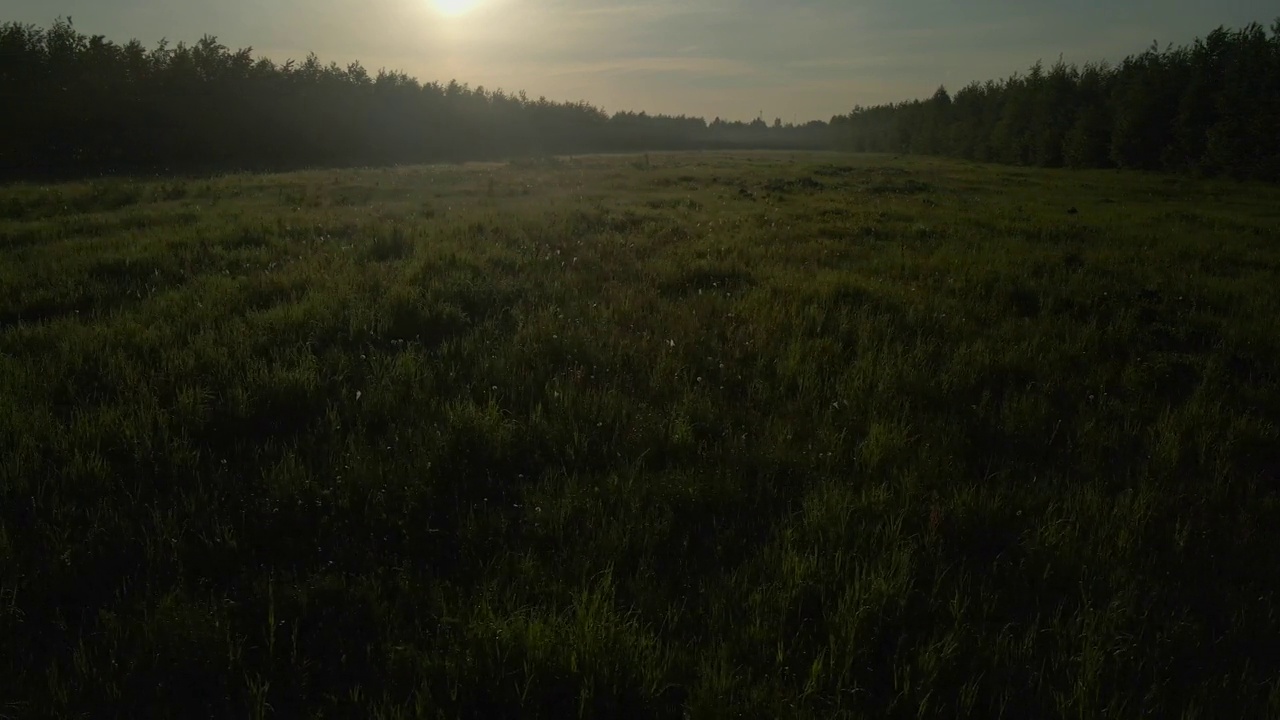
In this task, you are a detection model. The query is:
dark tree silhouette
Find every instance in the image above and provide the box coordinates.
[3,17,1278,181]
[832,19,1280,181]
[0,18,832,180]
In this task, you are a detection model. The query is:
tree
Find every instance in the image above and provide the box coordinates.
[829,17,1280,180]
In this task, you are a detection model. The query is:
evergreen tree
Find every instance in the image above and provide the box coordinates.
[831,17,1280,181]
[0,17,833,180]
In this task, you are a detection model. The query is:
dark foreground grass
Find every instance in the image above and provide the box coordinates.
[2,152,1280,718]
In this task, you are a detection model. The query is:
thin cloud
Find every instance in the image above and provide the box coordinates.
[558,2,723,23]
[540,56,757,79]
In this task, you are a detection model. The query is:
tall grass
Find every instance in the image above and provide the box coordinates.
[2,153,1279,718]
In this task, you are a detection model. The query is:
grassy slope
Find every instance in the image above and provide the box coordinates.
[2,152,1280,718]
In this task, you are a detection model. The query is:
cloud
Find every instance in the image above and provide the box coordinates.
[538,56,757,79]
[554,1,723,24]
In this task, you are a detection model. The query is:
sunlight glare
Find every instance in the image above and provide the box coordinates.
[432,0,481,16]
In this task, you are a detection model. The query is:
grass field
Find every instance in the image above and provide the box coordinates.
[3,152,1280,718]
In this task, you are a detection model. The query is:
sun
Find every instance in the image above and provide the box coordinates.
[432,0,480,16]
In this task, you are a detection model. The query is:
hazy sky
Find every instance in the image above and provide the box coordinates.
[8,1,1276,121]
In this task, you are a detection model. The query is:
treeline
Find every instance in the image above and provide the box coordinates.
[0,18,830,180]
[832,20,1280,180]
[5,18,1279,181]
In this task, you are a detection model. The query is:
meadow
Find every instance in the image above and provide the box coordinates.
[2,152,1279,718]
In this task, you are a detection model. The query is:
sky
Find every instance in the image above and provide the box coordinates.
[8,0,1277,122]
